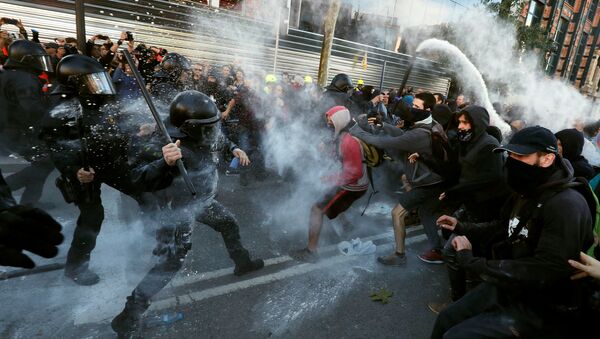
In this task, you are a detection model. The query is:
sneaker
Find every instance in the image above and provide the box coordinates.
[289,248,319,263]
[428,302,449,315]
[64,268,100,286]
[417,249,444,264]
[226,168,240,176]
[234,259,264,276]
[377,252,407,266]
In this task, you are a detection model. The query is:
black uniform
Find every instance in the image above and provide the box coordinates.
[112,90,263,335]
[0,41,55,205]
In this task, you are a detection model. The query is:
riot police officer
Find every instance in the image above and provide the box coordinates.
[151,52,192,106]
[320,73,361,117]
[44,54,175,286]
[111,90,264,335]
[0,39,56,205]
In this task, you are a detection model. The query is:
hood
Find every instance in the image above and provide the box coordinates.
[555,128,584,161]
[536,156,574,193]
[326,106,351,137]
[459,105,490,140]
[432,104,452,127]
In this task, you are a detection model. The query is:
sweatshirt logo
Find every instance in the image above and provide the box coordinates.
[508,217,528,238]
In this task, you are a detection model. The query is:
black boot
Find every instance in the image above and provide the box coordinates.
[234,258,264,276]
[232,249,264,276]
[111,293,149,336]
[64,265,100,286]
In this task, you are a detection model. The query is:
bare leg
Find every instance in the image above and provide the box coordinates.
[392,204,408,254]
[307,205,324,251]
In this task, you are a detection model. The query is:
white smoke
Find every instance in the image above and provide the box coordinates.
[416,38,511,135]
[437,8,599,131]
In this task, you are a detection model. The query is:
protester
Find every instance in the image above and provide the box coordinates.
[432,126,594,338]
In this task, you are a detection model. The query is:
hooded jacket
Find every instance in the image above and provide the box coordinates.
[445,106,508,203]
[555,128,595,180]
[454,157,594,310]
[349,112,444,188]
[324,106,369,191]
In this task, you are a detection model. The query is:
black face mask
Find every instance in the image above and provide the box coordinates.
[505,156,555,196]
[457,129,473,142]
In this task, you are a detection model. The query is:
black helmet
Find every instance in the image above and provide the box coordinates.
[168,90,220,146]
[4,40,53,73]
[51,54,116,95]
[326,73,353,93]
[154,52,192,80]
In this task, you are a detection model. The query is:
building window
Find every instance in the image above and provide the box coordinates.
[570,32,589,82]
[525,1,545,27]
[547,17,569,74]
[589,0,599,21]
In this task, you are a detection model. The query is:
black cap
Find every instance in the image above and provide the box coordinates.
[494,126,558,155]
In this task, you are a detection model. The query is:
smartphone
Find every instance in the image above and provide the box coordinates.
[95,39,107,45]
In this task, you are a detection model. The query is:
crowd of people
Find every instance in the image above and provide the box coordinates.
[2,17,600,338]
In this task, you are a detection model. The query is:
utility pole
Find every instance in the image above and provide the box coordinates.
[75,0,86,53]
[317,0,341,88]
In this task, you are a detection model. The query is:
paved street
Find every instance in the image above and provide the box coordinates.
[0,160,449,339]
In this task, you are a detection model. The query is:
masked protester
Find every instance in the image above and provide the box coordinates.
[432,126,594,339]
[350,92,448,266]
[111,90,263,336]
[319,73,361,118]
[0,40,56,205]
[555,128,595,180]
[290,106,369,262]
[428,106,510,312]
[0,169,63,269]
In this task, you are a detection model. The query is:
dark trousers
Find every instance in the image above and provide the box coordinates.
[131,199,251,305]
[64,180,104,273]
[431,282,552,339]
[5,157,55,205]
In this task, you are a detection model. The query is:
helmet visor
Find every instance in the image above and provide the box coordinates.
[179,120,220,146]
[77,72,116,95]
[22,54,54,73]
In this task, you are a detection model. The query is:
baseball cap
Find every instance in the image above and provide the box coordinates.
[494,126,558,155]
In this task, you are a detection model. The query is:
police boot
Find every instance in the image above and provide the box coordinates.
[64,264,100,286]
[111,293,149,336]
[232,249,264,276]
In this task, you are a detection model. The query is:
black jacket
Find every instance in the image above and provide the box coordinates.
[0,170,16,211]
[454,157,594,309]
[0,67,49,157]
[130,122,238,205]
[445,106,508,203]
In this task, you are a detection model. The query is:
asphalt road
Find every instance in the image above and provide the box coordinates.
[0,162,449,339]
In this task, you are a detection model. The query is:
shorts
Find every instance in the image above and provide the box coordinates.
[316,187,367,219]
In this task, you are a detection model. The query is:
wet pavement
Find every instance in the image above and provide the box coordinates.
[0,160,449,339]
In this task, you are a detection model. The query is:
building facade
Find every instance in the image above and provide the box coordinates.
[523,0,600,96]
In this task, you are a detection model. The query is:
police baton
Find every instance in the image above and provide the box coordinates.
[122,50,196,196]
[398,54,417,97]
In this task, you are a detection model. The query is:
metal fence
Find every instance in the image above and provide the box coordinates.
[0,0,451,94]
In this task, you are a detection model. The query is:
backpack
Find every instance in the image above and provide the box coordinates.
[354,138,384,168]
[419,123,456,181]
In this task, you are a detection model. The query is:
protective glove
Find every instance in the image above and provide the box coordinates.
[0,205,63,268]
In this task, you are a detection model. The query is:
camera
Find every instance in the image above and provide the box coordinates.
[1,17,19,25]
[126,31,134,41]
